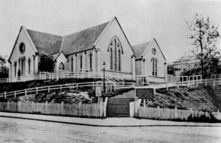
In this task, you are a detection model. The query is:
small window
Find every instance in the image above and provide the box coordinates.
[28,58,31,74]
[59,62,65,70]
[151,58,157,77]
[80,55,83,70]
[71,57,73,72]
[89,53,93,70]
[110,48,113,70]
[14,62,17,77]
[19,43,25,53]
[118,49,121,71]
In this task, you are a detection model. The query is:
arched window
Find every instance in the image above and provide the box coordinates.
[59,62,65,70]
[21,57,25,75]
[108,36,123,71]
[14,62,17,77]
[118,49,121,71]
[151,58,154,76]
[28,58,31,74]
[151,58,157,77]
[80,55,83,70]
[71,57,73,72]
[110,48,113,70]
[89,53,93,70]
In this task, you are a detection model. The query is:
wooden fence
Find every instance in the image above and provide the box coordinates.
[0,81,134,99]
[130,101,214,121]
[0,100,108,117]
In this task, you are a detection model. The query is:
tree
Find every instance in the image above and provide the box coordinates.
[186,14,220,78]
[38,52,55,72]
[167,65,178,75]
[0,55,8,78]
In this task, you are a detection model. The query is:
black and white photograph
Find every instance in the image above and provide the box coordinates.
[0,0,221,142]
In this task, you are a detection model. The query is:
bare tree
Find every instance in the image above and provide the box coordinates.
[186,14,220,78]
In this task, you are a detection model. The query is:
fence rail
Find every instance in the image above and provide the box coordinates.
[0,101,107,117]
[0,80,135,99]
[130,101,217,121]
[171,78,221,88]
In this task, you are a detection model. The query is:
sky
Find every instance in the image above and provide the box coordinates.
[0,0,221,62]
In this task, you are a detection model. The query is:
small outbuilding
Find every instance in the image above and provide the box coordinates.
[132,39,167,84]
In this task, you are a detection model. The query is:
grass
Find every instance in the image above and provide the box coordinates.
[155,86,220,112]
[0,78,101,93]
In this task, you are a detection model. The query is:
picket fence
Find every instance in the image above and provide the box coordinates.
[0,101,107,117]
[130,101,213,121]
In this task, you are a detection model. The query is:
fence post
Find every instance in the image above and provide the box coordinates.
[48,87,50,93]
[92,82,95,90]
[61,102,64,115]
[174,106,178,119]
[13,91,17,98]
[25,89,27,96]
[213,80,215,89]
[4,92,6,99]
[130,101,135,117]
[18,101,21,112]
[32,101,34,112]
[79,101,82,116]
[36,88,38,94]
[143,99,146,108]
[134,98,139,117]
[99,97,103,117]
[7,101,9,111]
[104,97,108,117]
[157,106,160,119]
[45,101,48,114]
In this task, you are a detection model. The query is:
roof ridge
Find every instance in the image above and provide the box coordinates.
[26,28,62,38]
[64,21,109,37]
[59,36,65,53]
[132,39,154,48]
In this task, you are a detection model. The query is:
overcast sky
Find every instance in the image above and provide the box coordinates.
[0,0,221,62]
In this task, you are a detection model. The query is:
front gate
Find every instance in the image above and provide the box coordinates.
[107,97,134,117]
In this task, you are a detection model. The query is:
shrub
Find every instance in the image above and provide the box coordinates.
[187,112,218,122]
[38,52,55,72]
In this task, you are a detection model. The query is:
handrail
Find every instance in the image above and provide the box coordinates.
[168,78,221,88]
[0,80,135,99]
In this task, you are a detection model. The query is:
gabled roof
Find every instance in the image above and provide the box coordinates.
[132,41,152,59]
[62,22,109,55]
[26,29,62,55]
[11,17,133,60]
[25,21,109,56]
[132,39,166,60]
[0,55,5,63]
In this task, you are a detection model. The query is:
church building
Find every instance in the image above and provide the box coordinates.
[132,39,167,84]
[8,17,136,82]
[8,17,167,84]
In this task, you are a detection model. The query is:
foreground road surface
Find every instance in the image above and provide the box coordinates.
[0,117,221,143]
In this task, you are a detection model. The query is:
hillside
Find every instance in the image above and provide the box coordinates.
[0,78,100,93]
[154,86,221,112]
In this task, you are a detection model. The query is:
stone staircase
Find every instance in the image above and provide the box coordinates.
[106,90,136,117]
